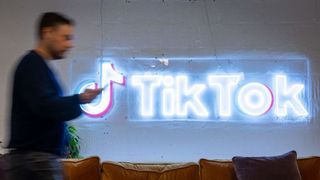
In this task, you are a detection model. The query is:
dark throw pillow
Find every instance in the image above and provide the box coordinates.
[232,151,302,180]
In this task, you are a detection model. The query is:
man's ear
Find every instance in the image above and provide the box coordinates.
[41,27,53,39]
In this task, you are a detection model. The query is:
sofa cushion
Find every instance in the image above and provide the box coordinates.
[61,156,100,180]
[101,161,199,180]
[199,159,236,180]
[232,151,301,180]
[297,156,320,180]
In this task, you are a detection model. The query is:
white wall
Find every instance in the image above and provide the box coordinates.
[1,0,320,161]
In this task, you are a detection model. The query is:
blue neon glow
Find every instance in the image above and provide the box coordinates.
[237,82,274,116]
[207,74,243,117]
[73,58,309,122]
[175,75,209,118]
[131,75,162,117]
[274,75,308,117]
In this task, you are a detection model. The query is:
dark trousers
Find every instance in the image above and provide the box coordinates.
[0,150,63,180]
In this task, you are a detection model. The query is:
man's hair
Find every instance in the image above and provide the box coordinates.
[37,12,74,39]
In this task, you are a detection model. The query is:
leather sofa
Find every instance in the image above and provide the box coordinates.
[61,156,320,180]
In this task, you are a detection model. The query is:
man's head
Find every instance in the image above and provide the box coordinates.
[37,12,74,60]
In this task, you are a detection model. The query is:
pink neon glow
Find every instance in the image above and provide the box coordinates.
[262,84,274,115]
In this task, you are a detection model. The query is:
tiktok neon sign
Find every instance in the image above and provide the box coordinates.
[77,62,125,117]
[76,60,310,121]
[131,74,308,118]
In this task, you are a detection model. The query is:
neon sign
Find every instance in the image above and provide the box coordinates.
[77,62,125,117]
[130,74,308,118]
[75,59,310,122]
[132,75,209,118]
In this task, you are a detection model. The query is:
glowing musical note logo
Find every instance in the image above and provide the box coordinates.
[77,62,125,117]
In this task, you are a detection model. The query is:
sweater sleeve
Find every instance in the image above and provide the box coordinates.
[18,59,82,122]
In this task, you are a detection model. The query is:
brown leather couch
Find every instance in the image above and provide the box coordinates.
[62,156,320,180]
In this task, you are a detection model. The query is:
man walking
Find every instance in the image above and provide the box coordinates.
[3,12,101,180]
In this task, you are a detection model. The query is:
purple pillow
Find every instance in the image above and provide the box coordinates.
[232,151,302,180]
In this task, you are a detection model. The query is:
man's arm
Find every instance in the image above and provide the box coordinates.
[17,60,82,121]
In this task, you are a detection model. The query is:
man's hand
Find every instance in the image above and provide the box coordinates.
[79,88,102,104]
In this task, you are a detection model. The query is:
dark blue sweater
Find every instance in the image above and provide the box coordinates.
[8,50,82,156]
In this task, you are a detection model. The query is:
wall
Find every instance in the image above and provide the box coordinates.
[1,0,320,161]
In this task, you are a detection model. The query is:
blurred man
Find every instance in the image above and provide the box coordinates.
[2,12,101,180]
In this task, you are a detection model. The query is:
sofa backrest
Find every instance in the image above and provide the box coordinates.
[61,156,320,180]
[62,156,100,180]
[199,159,236,180]
[297,156,320,180]
[101,161,199,180]
[199,156,320,180]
